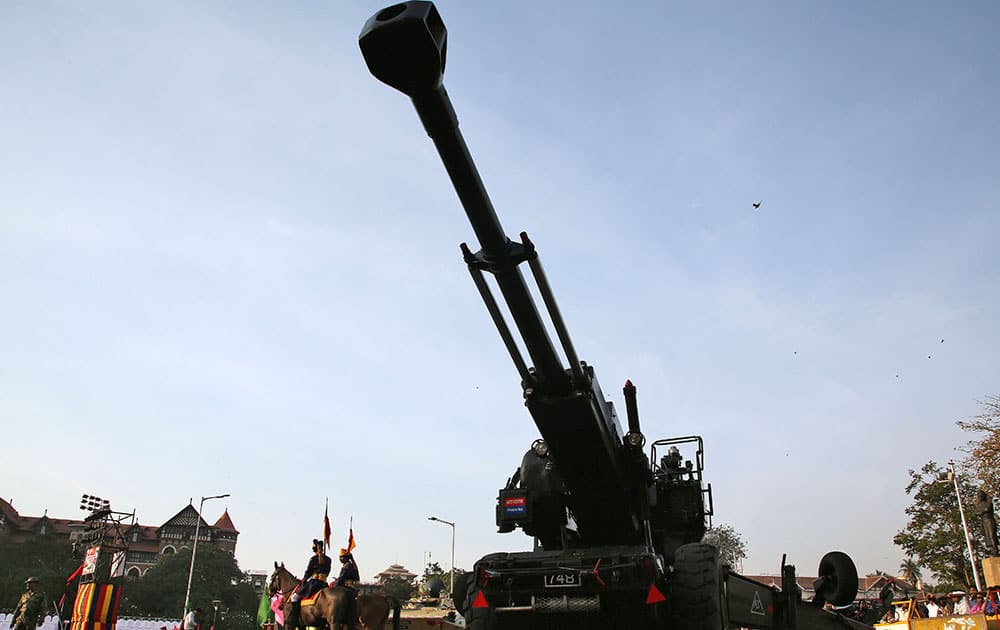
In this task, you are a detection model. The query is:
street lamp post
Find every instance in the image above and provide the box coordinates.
[428,517,455,602]
[946,461,982,591]
[182,493,230,623]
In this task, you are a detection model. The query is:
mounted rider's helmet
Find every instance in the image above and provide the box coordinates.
[339,552,353,562]
[312,539,324,553]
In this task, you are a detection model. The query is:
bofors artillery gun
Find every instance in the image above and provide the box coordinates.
[360,3,873,629]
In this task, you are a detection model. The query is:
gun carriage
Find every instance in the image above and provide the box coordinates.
[359,4,870,628]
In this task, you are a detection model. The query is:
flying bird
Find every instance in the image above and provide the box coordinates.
[752,201,762,209]
[941,339,945,343]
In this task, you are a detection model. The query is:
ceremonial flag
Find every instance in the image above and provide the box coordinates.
[340,519,355,556]
[270,595,284,627]
[66,561,85,585]
[58,561,86,614]
[322,499,331,550]
[256,586,273,628]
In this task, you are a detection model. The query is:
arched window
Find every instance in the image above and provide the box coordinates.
[127,567,141,579]
[162,546,176,555]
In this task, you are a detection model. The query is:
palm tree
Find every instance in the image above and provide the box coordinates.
[900,557,923,589]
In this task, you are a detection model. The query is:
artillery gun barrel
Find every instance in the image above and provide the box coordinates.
[360,2,568,389]
[362,2,644,545]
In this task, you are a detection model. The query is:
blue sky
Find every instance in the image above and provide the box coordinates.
[2,0,997,583]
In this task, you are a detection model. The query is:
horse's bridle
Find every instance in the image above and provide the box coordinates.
[269,570,290,602]
[270,567,303,607]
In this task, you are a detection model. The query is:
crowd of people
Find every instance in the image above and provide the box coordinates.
[921,590,998,617]
[837,588,1000,624]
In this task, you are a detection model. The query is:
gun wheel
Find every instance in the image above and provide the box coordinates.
[816,551,858,606]
[669,543,725,630]
[462,601,495,630]
[464,616,491,630]
[452,573,473,614]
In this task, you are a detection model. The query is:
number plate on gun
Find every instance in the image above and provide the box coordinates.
[544,572,578,588]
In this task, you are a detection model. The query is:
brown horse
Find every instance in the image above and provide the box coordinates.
[269,562,399,630]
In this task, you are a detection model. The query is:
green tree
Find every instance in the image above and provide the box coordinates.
[121,547,256,630]
[378,576,415,602]
[0,535,79,614]
[702,523,748,569]
[899,558,922,588]
[442,568,465,596]
[422,562,444,580]
[893,461,987,590]
[419,563,465,597]
[958,395,1000,497]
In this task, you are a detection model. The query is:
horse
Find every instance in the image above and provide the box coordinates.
[269,562,400,630]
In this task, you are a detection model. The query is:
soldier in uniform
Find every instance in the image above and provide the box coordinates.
[286,540,331,630]
[10,577,46,630]
[331,552,360,628]
[332,552,360,590]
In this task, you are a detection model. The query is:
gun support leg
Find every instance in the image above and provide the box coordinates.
[464,251,532,384]
[520,232,585,383]
[411,87,568,387]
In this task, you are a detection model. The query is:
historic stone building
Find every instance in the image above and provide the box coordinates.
[123,503,239,577]
[0,498,238,577]
[374,563,417,582]
[0,497,87,543]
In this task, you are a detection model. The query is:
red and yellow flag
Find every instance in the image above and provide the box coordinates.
[322,499,331,549]
[340,525,356,556]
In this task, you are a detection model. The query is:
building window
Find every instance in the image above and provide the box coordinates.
[127,567,141,579]
[162,546,176,555]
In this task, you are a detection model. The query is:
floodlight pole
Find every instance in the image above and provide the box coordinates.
[182,493,230,623]
[428,516,455,602]
[948,461,982,591]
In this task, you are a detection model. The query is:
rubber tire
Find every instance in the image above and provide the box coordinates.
[816,551,858,606]
[669,542,725,630]
[463,609,494,630]
[452,572,473,615]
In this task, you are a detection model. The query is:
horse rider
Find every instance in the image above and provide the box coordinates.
[330,552,360,625]
[332,552,360,591]
[287,540,332,630]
